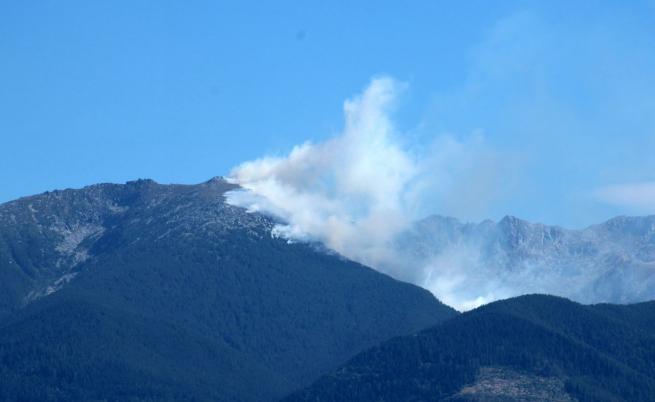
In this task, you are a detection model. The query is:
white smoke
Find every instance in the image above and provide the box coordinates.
[226,76,505,309]
[228,78,413,267]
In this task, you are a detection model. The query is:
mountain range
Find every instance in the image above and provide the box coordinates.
[394,214,655,309]
[1,178,655,401]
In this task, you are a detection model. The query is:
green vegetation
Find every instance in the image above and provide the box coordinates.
[286,295,655,402]
[0,179,456,401]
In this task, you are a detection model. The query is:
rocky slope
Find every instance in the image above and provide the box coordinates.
[394,214,655,309]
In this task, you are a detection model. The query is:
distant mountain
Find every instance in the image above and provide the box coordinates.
[393,214,655,308]
[0,178,456,402]
[285,295,655,402]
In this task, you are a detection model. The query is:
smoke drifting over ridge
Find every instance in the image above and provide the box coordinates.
[225,77,507,309]
[226,77,655,311]
[228,77,419,270]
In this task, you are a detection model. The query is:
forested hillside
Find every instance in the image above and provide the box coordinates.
[286,295,655,402]
[0,178,456,402]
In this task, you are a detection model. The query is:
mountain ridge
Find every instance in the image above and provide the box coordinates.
[395,213,655,308]
[0,177,456,401]
[285,294,655,402]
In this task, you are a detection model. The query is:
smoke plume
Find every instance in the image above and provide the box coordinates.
[226,77,505,309]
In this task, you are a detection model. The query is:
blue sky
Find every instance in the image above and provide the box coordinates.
[2,1,654,227]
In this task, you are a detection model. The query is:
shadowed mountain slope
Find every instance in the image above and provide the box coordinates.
[285,294,655,402]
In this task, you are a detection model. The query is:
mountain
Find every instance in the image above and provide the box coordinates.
[393,214,655,309]
[285,295,655,402]
[0,178,457,402]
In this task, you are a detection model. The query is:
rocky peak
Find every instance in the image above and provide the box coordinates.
[0,177,258,311]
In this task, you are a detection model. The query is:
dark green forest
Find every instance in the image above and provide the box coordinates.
[0,179,455,402]
[286,295,655,402]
